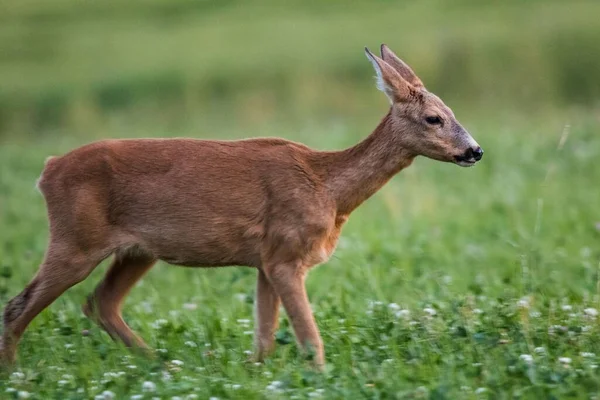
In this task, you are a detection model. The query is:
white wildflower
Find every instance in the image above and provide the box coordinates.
[581,352,595,358]
[186,395,199,400]
[235,293,247,302]
[473,308,483,314]
[423,307,437,316]
[18,391,30,399]
[584,308,598,317]
[6,388,17,393]
[152,319,169,329]
[57,380,69,386]
[561,304,573,311]
[475,387,487,394]
[184,340,197,348]
[519,354,533,364]
[101,391,116,400]
[237,319,251,325]
[534,347,546,354]
[10,372,25,382]
[243,330,253,335]
[131,396,144,400]
[559,357,572,364]
[395,309,411,319]
[172,397,182,400]
[388,303,400,311]
[517,297,530,309]
[171,359,184,366]
[142,381,156,392]
[182,303,197,311]
[243,350,253,355]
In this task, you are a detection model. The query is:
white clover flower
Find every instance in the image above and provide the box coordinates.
[519,354,533,364]
[10,372,25,382]
[142,381,157,392]
[57,380,69,386]
[388,303,400,311]
[101,391,116,400]
[423,307,437,316]
[584,308,598,317]
[517,297,530,309]
[18,391,30,399]
[235,293,247,302]
[171,359,184,366]
[152,319,169,329]
[559,357,572,364]
[395,309,411,319]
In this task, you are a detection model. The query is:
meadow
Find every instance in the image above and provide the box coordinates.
[1,0,600,398]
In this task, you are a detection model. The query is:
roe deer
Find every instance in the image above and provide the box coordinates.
[1,44,483,368]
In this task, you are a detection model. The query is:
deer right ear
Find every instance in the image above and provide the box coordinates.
[364,47,412,103]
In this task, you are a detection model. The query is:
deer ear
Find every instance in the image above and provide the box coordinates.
[380,44,424,88]
[365,47,413,103]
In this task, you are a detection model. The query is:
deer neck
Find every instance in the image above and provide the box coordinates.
[322,111,415,215]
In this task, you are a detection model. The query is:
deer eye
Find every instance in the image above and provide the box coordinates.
[425,116,442,125]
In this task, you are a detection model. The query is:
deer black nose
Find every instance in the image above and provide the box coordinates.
[472,146,483,161]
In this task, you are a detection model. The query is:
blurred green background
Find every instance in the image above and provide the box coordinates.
[1,0,599,142]
[2,1,600,398]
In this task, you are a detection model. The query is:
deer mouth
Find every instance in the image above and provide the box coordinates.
[453,155,477,167]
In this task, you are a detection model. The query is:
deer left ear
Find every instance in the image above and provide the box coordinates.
[365,47,413,103]
[380,44,424,89]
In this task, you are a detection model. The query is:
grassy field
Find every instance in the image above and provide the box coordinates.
[2,1,600,399]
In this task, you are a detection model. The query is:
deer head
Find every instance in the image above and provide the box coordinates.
[365,44,483,167]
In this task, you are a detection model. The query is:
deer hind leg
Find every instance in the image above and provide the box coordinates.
[253,269,281,361]
[83,251,156,349]
[1,246,103,365]
[264,262,324,368]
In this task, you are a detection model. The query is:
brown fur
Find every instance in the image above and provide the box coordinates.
[0,45,482,368]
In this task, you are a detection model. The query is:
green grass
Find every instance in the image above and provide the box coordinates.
[2,0,600,399]
[2,108,600,399]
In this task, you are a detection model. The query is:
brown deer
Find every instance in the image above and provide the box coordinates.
[0,44,482,368]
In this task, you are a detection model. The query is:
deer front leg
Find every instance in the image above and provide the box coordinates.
[264,262,324,368]
[253,269,281,361]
